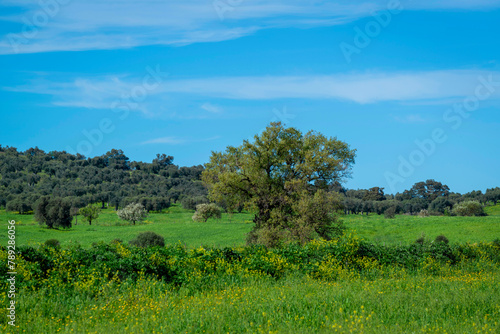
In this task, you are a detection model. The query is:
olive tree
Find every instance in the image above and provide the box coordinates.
[202,122,356,246]
[79,204,101,225]
[117,202,148,225]
[34,196,72,229]
[192,203,222,222]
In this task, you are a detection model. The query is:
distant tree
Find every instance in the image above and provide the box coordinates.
[452,200,486,217]
[79,204,101,225]
[34,196,72,229]
[203,122,355,246]
[485,187,500,205]
[6,198,31,214]
[407,180,450,203]
[192,203,222,222]
[429,197,454,214]
[363,187,386,201]
[117,203,148,225]
[384,206,396,219]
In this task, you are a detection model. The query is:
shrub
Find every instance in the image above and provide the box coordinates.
[44,239,60,248]
[415,233,427,245]
[192,203,222,222]
[384,206,396,219]
[110,239,123,244]
[434,235,449,245]
[452,200,486,217]
[129,231,165,248]
[418,209,430,217]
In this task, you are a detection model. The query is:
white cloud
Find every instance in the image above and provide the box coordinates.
[158,70,500,104]
[1,0,500,54]
[6,70,500,109]
[141,137,185,145]
[201,102,222,113]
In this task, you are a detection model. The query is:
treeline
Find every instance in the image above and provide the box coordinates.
[1,146,499,217]
[0,146,207,214]
[337,180,500,216]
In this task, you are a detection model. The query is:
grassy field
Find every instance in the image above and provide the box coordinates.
[1,204,499,248]
[344,204,500,245]
[2,233,500,333]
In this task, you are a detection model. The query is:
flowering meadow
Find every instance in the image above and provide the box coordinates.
[1,234,500,333]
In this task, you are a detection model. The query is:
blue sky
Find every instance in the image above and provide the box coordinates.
[1,0,499,194]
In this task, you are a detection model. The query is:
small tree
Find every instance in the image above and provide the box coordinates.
[117,203,148,225]
[192,203,222,222]
[79,204,101,225]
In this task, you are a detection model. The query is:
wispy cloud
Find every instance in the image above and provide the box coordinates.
[1,0,500,54]
[201,102,222,113]
[5,70,500,110]
[158,70,500,104]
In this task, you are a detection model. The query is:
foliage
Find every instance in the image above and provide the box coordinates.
[203,122,356,246]
[452,200,486,216]
[429,197,454,214]
[0,147,205,212]
[129,231,165,248]
[384,206,396,219]
[192,203,222,222]
[418,209,430,217]
[434,234,449,244]
[79,204,101,225]
[116,202,148,225]
[34,196,72,229]
[181,196,208,210]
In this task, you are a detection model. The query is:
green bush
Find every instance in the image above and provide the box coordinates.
[435,235,449,245]
[129,231,165,248]
[384,206,396,219]
[192,203,222,222]
[452,200,486,216]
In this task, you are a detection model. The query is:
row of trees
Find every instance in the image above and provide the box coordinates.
[34,196,149,228]
[0,147,206,214]
[340,180,500,216]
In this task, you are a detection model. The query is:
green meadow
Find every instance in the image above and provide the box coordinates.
[1,204,499,248]
[1,205,500,333]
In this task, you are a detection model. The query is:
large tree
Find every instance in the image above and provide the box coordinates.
[34,196,72,229]
[202,122,356,246]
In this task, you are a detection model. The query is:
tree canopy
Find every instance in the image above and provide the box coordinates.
[202,122,356,246]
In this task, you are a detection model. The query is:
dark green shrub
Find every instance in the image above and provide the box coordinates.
[110,238,123,244]
[129,231,165,248]
[44,239,60,248]
[435,234,449,245]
